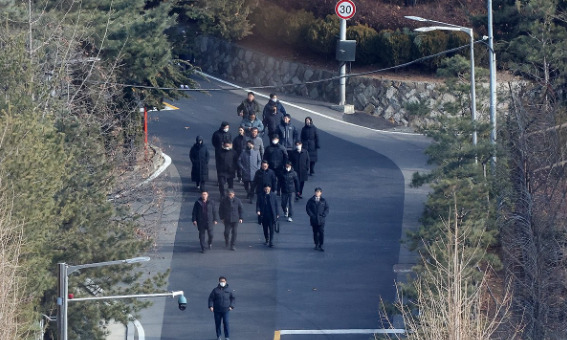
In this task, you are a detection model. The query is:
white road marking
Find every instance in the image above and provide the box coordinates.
[279,329,406,335]
[196,71,422,136]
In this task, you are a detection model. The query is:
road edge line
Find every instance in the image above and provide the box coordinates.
[138,148,172,187]
[196,71,422,137]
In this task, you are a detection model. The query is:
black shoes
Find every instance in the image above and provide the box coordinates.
[230,246,236,251]
[314,245,324,252]
[264,239,269,246]
[225,239,229,248]
[269,243,274,248]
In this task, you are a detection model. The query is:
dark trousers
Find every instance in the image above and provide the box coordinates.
[275,170,284,194]
[195,180,206,192]
[244,181,254,198]
[281,193,294,217]
[224,222,238,246]
[310,161,316,174]
[214,311,230,338]
[218,176,234,197]
[299,181,305,195]
[198,226,214,251]
[262,219,275,244]
[311,223,325,246]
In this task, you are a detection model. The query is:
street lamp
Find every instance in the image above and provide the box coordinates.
[405,16,477,146]
[57,256,150,340]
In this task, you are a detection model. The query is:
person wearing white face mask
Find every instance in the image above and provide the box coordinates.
[212,121,232,172]
[262,93,286,136]
[263,133,288,196]
[208,276,235,340]
[289,141,310,199]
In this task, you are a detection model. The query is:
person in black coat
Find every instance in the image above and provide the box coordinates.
[263,133,288,195]
[192,191,219,253]
[216,142,236,197]
[301,117,320,175]
[253,161,277,197]
[289,141,310,198]
[281,162,300,222]
[212,121,232,165]
[219,190,243,251]
[256,184,279,247]
[190,136,209,192]
[263,94,286,137]
[306,187,329,251]
[208,276,235,340]
[232,127,247,182]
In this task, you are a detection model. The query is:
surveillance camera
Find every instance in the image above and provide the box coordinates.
[178,295,187,311]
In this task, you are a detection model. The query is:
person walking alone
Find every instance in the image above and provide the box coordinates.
[306,187,329,251]
[256,184,279,247]
[301,117,320,176]
[219,190,243,251]
[192,191,219,253]
[208,276,235,340]
[281,161,299,222]
[189,136,209,192]
[238,140,262,203]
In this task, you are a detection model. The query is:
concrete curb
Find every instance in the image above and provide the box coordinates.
[137,148,172,187]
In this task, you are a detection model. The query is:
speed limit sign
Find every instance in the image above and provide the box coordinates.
[335,0,356,20]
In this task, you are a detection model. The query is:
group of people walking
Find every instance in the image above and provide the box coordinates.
[191,93,330,340]
[190,92,329,253]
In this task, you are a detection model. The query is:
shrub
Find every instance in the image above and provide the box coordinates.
[305,14,340,56]
[251,1,288,43]
[412,30,449,70]
[281,9,316,47]
[377,29,412,67]
[347,24,380,65]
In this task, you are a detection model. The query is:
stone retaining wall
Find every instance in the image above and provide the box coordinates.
[194,36,508,128]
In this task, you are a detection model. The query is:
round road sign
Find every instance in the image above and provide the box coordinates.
[335,0,356,20]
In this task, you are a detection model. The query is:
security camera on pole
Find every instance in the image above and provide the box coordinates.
[331,0,356,114]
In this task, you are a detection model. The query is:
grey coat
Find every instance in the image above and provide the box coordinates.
[237,148,262,182]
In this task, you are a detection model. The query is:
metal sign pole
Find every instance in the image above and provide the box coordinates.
[339,18,347,106]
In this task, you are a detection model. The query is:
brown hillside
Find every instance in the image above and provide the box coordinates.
[266,0,487,32]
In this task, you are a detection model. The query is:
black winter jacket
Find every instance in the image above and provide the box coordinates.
[281,169,299,194]
[208,284,235,312]
[301,122,320,162]
[253,168,277,194]
[289,149,310,182]
[256,191,279,223]
[192,199,219,228]
[219,196,243,223]
[216,148,236,177]
[212,129,232,151]
[306,196,329,226]
[263,143,288,172]
[190,139,209,182]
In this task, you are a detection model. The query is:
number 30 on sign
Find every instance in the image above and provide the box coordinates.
[335,0,356,20]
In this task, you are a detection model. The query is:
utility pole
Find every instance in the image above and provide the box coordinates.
[488,0,497,167]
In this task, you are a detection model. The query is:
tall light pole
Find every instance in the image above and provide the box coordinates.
[487,0,497,166]
[57,256,150,340]
[405,16,477,146]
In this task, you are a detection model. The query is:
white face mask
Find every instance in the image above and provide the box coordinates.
[223,146,232,150]
[223,128,229,133]
[272,139,279,145]
[271,98,278,103]
[286,167,291,172]
[219,282,226,287]
[296,146,302,151]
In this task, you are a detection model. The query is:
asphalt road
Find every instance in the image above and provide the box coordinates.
[142,77,430,340]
